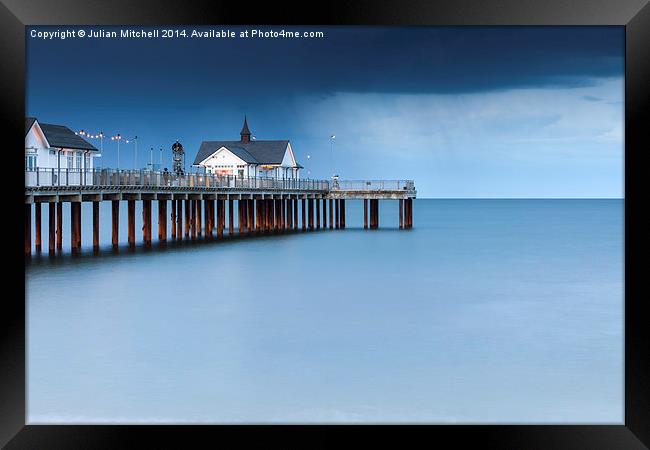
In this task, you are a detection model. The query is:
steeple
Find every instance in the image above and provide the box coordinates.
[240,116,251,143]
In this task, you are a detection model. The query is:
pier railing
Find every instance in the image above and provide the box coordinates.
[330,179,415,192]
[25,168,329,191]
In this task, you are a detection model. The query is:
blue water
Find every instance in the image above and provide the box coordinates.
[26,199,623,423]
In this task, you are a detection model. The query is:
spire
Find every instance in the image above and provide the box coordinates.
[240,116,251,143]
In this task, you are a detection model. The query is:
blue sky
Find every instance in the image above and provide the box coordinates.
[26,26,624,198]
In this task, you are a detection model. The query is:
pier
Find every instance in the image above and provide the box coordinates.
[24,169,416,255]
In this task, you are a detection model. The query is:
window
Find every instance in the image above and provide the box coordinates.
[25,155,37,170]
[67,153,73,169]
[85,154,90,170]
[76,152,82,169]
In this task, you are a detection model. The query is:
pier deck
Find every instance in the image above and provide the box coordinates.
[24,169,416,255]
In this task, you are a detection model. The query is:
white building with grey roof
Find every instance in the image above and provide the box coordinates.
[25,117,100,172]
[192,117,303,179]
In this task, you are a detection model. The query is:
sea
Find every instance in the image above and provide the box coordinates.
[25,199,623,423]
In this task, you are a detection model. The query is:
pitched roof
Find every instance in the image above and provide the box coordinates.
[25,117,36,135]
[193,140,292,166]
[39,122,98,151]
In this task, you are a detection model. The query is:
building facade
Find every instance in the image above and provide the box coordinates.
[193,118,303,179]
[25,117,100,171]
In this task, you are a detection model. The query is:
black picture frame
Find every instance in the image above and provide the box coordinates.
[2,1,648,448]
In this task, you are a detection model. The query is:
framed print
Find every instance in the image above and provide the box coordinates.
[2,0,649,448]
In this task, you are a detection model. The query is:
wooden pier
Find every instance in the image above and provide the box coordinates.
[24,170,416,256]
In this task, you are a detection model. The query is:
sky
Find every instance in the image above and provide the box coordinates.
[26,26,624,198]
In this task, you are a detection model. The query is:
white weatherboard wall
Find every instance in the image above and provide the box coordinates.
[25,122,96,171]
[201,147,255,177]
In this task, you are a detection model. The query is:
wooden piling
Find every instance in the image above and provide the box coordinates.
[93,201,100,250]
[128,199,135,247]
[329,199,334,229]
[56,202,63,250]
[48,202,56,254]
[71,202,81,252]
[171,200,177,239]
[177,200,183,241]
[143,199,152,246]
[308,199,314,230]
[293,198,299,230]
[322,198,327,229]
[196,200,202,237]
[217,199,223,238]
[190,200,196,239]
[248,199,254,233]
[34,203,42,253]
[184,199,191,238]
[399,199,404,229]
[364,199,368,229]
[205,200,212,237]
[341,199,346,229]
[112,200,119,248]
[301,198,306,230]
[228,199,234,235]
[159,199,167,242]
[25,203,31,256]
[316,199,320,229]
[335,199,339,229]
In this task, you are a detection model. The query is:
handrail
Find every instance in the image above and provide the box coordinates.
[24,168,415,193]
[24,168,330,191]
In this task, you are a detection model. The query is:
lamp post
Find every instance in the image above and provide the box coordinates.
[111,133,122,170]
[330,134,336,178]
[159,147,163,171]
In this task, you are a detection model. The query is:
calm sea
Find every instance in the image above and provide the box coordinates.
[26,199,623,423]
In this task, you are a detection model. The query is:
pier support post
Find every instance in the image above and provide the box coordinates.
[279,198,287,230]
[183,199,192,239]
[171,200,177,239]
[217,200,223,238]
[112,200,119,248]
[275,199,281,230]
[205,200,212,237]
[364,199,368,229]
[308,199,314,230]
[301,198,306,230]
[228,199,234,235]
[71,202,81,252]
[177,200,183,241]
[34,203,41,253]
[322,198,327,229]
[25,204,31,256]
[48,202,56,254]
[329,199,334,229]
[374,200,379,229]
[190,200,196,239]
[128,199,135,247]
[316,199,320,229]
[195,200,201,237]
[159,199,167,242]
[399,199,404,229]
[335,199,339,229]
[93,201,100,250]
[293,198,299,230]
[56,202,63,250]
[406,198,413,228]
[248,199,254,233]
[341,200,346,229]
[143,199,152,246]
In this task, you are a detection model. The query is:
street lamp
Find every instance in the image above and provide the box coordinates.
[330,134,336,179]
[111,133,122,170]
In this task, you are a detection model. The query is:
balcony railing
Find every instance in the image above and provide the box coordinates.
[25,168,330,191]
[329,179,415,192]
